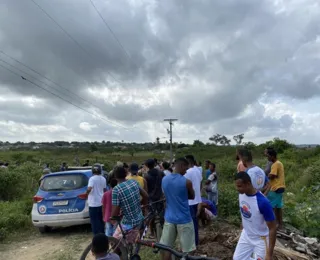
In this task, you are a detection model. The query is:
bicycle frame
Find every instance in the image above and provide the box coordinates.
[136,239,219,260]
[111,199,165,257]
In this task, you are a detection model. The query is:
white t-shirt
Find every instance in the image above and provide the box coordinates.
[246,166,266,191]
[184,166,202,205]
[208,172,216,181]
[88,175,107,207]
[163,170,171,176]
[239,192,275,237]
[207,172,218,193]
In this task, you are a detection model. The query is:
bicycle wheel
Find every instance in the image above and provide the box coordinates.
[79,237,128,260]
[80,242,93,260]
[130,254,141,260]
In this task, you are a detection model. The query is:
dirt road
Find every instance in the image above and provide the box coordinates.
[0,223,236,260]
[1,221,316,260]
[0,226,92,260]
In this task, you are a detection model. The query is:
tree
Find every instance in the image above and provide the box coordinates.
[156,137,160,145]
[243,141,256,150]
[129,149,135,158]
[177,143,188,148]
[219,135,231,146]
[193,140,204,146]
[90,144,98,152]
[264,137,293,153]
[233,134,244,145]
[209,134,231,146]
[209,134,222,145]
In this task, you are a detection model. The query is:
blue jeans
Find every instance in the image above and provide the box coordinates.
[89,206,105,235]
[189,204,199,246]
[105,222,116,236]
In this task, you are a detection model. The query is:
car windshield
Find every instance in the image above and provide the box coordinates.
[40,174,88,191]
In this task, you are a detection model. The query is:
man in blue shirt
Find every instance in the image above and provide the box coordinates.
[160,158,196,260]
[204,160,211,179]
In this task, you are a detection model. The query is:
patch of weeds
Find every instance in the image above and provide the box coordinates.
[138,247,158,260]
[49,249,75,260]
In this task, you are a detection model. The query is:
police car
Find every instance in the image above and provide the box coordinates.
[31,166,107,233]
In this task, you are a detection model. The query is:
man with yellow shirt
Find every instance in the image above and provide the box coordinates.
[265,149,285,230]
[126,163,148,198]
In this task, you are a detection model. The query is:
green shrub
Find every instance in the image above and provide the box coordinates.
[285,188,320,237]
[299,160,320,187]
[217,159,237,182]
[0,168,21,201]
[0,146,319,240]
[218,182,240,219]
[0,162,42,201]
[0,199,32,241]
[10,152,24,164]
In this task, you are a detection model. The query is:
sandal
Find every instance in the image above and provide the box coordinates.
[147,234,156,239]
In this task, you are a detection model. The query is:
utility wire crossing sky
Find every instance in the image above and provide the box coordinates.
[0,0,320,144]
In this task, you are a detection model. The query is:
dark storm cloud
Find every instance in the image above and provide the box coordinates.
[0,0,320,131]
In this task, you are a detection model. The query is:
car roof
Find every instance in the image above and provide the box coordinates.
[44,170,93,178]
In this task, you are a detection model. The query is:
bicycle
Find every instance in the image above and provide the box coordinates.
[80,199,165,260]
[136,239,219,260]
[148,199,165,242]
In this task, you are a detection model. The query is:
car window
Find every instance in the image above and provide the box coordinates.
[40,174,88,191]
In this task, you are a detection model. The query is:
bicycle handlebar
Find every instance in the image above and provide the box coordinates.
[109,199,165,238]
[110,198,165,223]
[137,240,219,260]
[141,198,166,208]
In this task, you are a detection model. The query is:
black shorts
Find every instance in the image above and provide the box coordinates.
[149,200,165,223]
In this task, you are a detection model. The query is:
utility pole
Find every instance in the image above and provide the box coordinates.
[164,118,178,163]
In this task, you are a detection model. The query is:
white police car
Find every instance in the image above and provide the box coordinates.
[32,167,101,233]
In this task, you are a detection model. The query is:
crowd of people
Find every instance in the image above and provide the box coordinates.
[237,147,286,231]
[234,147,285,260]
[84,147,285,260]
[37,147,285,260]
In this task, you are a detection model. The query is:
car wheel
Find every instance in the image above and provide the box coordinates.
[38,226,51,233]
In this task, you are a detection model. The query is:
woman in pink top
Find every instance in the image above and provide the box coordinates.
[102,179,118,236]
[236,148,247,172]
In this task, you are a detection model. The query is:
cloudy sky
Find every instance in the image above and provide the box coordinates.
[1,0,320,144]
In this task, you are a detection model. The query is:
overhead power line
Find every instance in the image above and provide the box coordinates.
[0,49,109,114]
[88,0,140,69]
[0,57,76,102]
[29,0,122,85]
[0,63,130,129]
